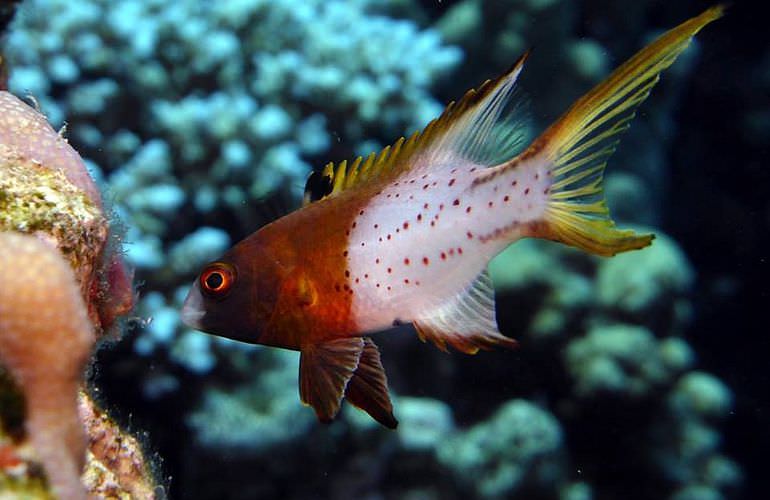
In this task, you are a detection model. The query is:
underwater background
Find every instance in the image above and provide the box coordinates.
[0,0,766,498]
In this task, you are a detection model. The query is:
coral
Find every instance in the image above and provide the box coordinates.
[565,324,693,397]
[0,88,152,497]
[486,229,740,499]
[658,372,742,499]
[437,400,564,498]
[596,231,694,324]
[395,397,454,452]
[0,90,133,332]
[0,92,105,297]
[0,91,101,204]
[0,231,93,500]
[187,348,312,452]
[79,391,159,499]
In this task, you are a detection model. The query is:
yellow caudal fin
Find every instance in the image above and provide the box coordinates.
[530,5,724,256]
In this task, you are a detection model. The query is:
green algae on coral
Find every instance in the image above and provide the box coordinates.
[0,475,54,500]
[1,369,54,500]
[0,151,106,288]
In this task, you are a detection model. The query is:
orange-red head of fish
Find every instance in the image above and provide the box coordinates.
[181,235,283,345]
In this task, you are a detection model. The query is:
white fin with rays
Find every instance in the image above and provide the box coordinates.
[303,53,531,205]
[413,270,516,354]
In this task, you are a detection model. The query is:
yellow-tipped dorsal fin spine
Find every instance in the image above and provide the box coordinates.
[531,5,724,256]
[303,52,531,206]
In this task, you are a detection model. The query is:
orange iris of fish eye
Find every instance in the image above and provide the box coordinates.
[200,263,236,296]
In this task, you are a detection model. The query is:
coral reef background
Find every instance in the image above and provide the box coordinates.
[1,0,767,498]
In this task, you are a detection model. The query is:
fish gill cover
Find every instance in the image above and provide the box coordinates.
[0,0,760,499]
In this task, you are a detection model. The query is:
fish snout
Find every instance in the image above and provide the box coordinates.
[180,283,206,330]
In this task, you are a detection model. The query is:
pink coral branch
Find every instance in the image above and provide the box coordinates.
[0,231,94,500]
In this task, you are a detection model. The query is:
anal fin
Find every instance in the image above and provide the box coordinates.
[413,270,517,354]
[345,338,397,429]
[299,338,364,424]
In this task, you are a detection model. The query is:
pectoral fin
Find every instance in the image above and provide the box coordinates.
[299,338,364,423]
[344,338,398,429]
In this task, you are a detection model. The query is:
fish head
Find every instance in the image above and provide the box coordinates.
[181,237,282,345]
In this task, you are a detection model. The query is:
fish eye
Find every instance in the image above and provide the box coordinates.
[199,262,236,298]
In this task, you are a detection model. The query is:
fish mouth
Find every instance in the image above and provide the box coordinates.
[180,284,205,330]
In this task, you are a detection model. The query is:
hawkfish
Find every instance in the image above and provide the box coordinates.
[181,7,723,428]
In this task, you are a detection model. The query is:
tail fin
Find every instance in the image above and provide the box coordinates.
[531,5,724,256]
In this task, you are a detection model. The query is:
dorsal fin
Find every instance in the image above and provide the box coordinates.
[303,52,531,206]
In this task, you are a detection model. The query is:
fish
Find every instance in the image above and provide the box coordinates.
[180,6,723,429]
